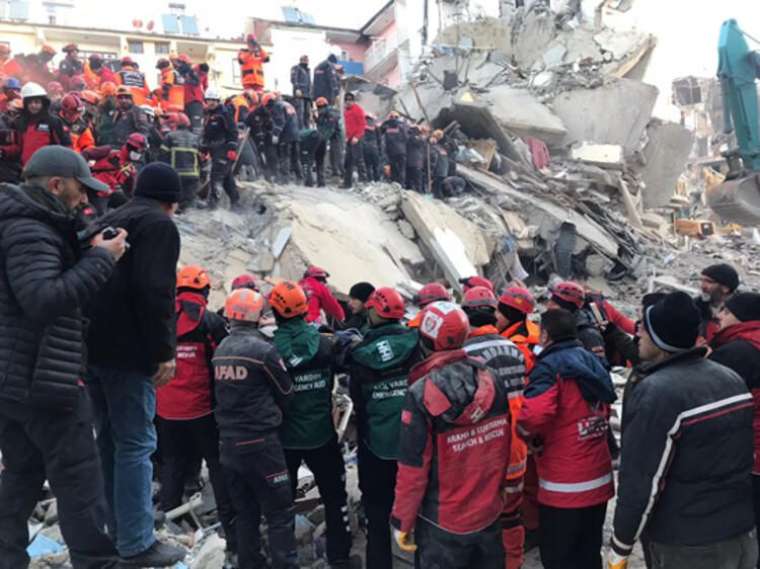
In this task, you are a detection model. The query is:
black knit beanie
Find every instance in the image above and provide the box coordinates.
[134,162,181,204]
[643,291,700,353]
[349,282,375,303]
[701,263,739,292]
[724,292,760,322]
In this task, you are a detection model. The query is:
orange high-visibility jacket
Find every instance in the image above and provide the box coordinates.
[238,48,269,90]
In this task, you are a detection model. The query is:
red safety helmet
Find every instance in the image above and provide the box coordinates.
[462,286,497,310]
[231,273,259,291]
[120,56,135,66]
[116,86,132,98]
[177,265,210,290]
[126,132,147,151]
[551,281,586,309]
[460,275,494,292]
[269,281,308,319]
[0,44,10,56]
[225,289,265,322]
[60,93,81,112]
[498,287,535,315]
[246,33,257,44]
[416,283,450,308]
[419,301,470,351]
[315,96,328,107]
[365,287,405,320]
[304,266,329,279]
[177,53,191,64]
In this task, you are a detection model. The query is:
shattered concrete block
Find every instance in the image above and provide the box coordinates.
[435,17,513,53]
[570,143,624,168]
[398,219,416,240]
[637,120,694,209]
[484,86,568,146]
[551,78,659,153]
[542,44,568,68]
[401,193,490,291]
[513,8,557,68]
[190,534,226,569]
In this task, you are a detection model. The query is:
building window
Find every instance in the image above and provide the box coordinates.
[231,58,240,83]
[128,40,144,54]
[155,42,170,55]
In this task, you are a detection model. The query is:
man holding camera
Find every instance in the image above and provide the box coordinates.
[0,146,128,568]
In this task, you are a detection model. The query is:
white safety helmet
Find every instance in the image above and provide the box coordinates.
[204,86,221,101]
[139,104,155,119]
[21,82,48,100]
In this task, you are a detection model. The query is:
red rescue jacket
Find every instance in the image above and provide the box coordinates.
[299,276,345,325]
[344,103,366,142]
[157,291,228,420]
[518,340,615,509]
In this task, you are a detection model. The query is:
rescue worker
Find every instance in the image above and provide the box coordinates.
[363,113,382,182]
[58,93,95,153]
[429,129,450,199]
[696,263,739,342]
[300,266,345,326]
[0,77,21,113]
[245,94,275,182]
[213,288,299,569]
[313,54,340,106]
[0,44,23,78]
[238,34,269,92]
[341,281,375,332]
[84,132,146,210]
[161,112,200,212]
[115,56,148,105]
[407,282,451,329]
[342,92,366,189]
[405,124,426,193]
[156,58,179,112]
[298,126,322,187]
[547,281,607,364]
[45,80,64,112]
[83,53,115,91]
[462,287,528,569]
[0,99,21,182]
[519,309,615,569]
[315,96,341,187]
[266,93,300,184]
[156,266,237,559]
[391,301,512,568]
[291,55,312,128]
[173,54,207,134]
[496,287,541,370]
[93,82,118,146]
[708,292,760,567]
[1,82,70,168]
[21,45,56,86]
[609,292,756,569]
[269,281,354,569]
[201,86,240,210]
[381,111,407,186]
[346,288,422,569]
[103,86,149,147]
[58,43,83,91]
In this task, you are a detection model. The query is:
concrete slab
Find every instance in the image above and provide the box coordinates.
[638,120,694,209]
[513,9,557,68]
[401,192,491,291]
[570,142,625,168]
[435,17,513,53]
[482,86,568,145]
[550,78,659,153]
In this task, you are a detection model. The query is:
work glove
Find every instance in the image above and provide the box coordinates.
[226,150,237,161]
[272,135,279,145]
[295,89,303,97]
[606,550,628,569]
[393,529,417,553]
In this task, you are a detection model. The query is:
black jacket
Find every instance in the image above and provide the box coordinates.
[160,128,200,178]
[312,59,339,102]
[202,105,237,152]
[612,348,754,556]
[268,101,298,143]
[104,106,149,148]
[290,63,312,97]
[406,128,426,169]
[213,323,293,441]
[86,197,180,375]
[0,183,115,408]
[381,118,407,158]
[316,106,341,141]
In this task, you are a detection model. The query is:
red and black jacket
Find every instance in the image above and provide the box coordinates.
[710,321,760,474]
[518,339,616,509]
[156,290,228,421]
[391,350,511,535]
[3,102,71,166]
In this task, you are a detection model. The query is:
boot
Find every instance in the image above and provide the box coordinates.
[121,541,186,567]
[316,168,326,188]
[303,162,314,187]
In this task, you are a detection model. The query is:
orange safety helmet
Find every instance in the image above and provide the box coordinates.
[177,265,210,290]
[100,81,117,97]
[225,289,265,322]
[269,281,308,319]
[498,287,535,315]
[419,301,470,351]
[315,96,328,108]
[79,90,101,105]
[365,287,406,320]
[116,86,132,98]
